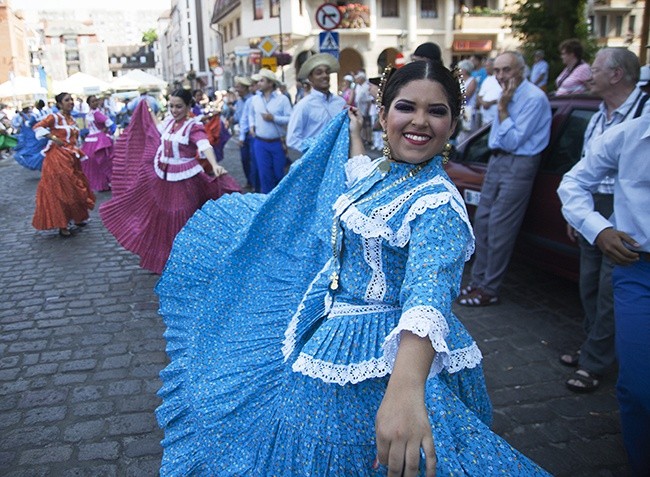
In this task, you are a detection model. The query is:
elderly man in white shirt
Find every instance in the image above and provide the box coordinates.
[558,114,650,476]
[287,53,346,154]
[476,58,502,126]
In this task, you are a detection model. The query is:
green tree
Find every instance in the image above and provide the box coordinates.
[142,28,158,45]
[508,0,595,92]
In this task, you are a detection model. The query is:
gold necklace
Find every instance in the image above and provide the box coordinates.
[328,161,427,290]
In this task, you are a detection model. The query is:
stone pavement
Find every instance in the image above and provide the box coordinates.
[0,140,628,476]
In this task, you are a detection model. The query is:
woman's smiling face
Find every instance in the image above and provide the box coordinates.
[379,79,456,164]
[168,95,189,121]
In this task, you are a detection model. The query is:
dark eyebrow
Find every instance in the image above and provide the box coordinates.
[395,99,449,108]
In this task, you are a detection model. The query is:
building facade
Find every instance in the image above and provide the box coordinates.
[588,0,647,57]
[0,0,31,82]
[157,0,223,92]
[206,0,522,93]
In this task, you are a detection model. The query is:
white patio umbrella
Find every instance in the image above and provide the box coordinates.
[110,75,141,91]
[0,76,48,100]
[119,69,167,89]
[53,72,111,96]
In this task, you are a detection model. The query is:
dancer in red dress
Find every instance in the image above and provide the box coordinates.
[32,92,95,237]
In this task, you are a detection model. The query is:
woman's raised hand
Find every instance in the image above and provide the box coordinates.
[348,107,363,137]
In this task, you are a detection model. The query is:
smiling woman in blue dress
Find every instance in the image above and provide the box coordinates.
[154,61,550,476]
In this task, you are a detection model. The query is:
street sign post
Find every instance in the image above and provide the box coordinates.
[315,3,342,31]
[261,57,278,72]
[258,37,279,57]
[319,31,340,60]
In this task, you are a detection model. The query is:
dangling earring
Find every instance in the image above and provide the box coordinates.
[441,142,452,164]
[382,131,392,161]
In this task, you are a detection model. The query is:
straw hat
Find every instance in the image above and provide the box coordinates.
[256,68,280,84]
[250,73,262,82]
[234,76,253,87]
[297,53,340,80]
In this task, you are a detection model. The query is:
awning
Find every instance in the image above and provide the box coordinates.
[452,39,493,52]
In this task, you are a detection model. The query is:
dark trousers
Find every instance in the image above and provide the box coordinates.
[577,193,615,375]
[253,138,286,194]
[613,260,650,476]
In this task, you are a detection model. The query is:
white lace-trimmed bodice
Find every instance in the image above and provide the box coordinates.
[283,155,482,386]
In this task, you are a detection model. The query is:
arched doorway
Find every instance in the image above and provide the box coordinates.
[339,48,363,78]
[377,48,401,71]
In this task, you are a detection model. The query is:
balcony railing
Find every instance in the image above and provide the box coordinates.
[454,11,507,30]
[592,0,635,10]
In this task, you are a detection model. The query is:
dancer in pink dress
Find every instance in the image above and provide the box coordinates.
[81,95,114,191]
[100,89,241,274]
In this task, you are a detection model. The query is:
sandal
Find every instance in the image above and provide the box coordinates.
[59,228,72,238]
[460,285,475,296]
[566,369,601,393]
[559,350,580,367]
[457,289,499,307]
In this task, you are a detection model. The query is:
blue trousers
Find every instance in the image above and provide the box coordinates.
[613,260,650,476]
[253,138,286,194]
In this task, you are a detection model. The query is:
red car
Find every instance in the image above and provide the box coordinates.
[444,94,601,282]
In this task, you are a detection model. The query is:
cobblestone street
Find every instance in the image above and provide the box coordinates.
[0,141,628,476]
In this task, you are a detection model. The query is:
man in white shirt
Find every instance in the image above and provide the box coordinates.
[287,53,346,154]
[249,68,292,193]
[476,58,502,126]
[557,113,650,477]
[529,50,549,91]
[557,48,649,395]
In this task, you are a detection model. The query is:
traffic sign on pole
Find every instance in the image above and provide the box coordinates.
[315,3,342,31]
[319,31,340,60]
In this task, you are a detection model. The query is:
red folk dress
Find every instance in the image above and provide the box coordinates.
[32,113,95,230]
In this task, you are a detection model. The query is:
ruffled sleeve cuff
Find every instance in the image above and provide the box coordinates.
[196,138,211,153]
[34,126,50,140]
[382,305,451,380]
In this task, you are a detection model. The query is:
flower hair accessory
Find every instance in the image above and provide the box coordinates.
[452,65,466,115]
[375,65,395,109]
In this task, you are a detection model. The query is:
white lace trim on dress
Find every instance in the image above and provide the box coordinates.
[328,301,400,317]
[383,305,451,379]
[153,159,203,182]
[292,353,391,386]
[447,342,483,374]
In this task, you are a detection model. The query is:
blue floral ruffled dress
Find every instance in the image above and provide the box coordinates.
[13,112,47,171]
[155,112,550,476]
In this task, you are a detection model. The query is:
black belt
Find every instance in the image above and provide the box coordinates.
[638,252,650,262]
[256,136,282,143]
[490,148,512,156]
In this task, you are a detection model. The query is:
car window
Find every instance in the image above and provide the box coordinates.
[543,108,596,175]
[462,128,491,165]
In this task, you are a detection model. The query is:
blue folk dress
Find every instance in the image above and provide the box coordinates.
[13,112,47,171]
[155,112,550,476]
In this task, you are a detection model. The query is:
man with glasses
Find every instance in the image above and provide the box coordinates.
[557,48,649,393]
[458,51,551,307]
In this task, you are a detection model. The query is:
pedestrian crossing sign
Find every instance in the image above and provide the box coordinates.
[319,31,340,60]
